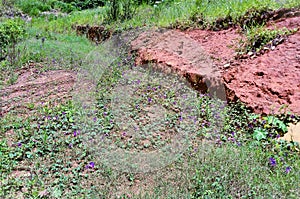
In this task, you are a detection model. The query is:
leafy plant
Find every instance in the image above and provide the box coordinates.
[240,25,297,53]
[106,0,138,21]
[0,19,26,66]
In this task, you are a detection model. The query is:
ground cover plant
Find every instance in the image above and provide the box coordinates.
[0,0,300,198]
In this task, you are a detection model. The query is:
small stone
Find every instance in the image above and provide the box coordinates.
[224,63,230,68]
[279,122,300,144]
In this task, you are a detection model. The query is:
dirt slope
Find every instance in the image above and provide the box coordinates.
[132,16,300,115]
[0,64,75,116]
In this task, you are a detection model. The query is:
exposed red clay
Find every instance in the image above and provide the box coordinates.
[131,16,300,115]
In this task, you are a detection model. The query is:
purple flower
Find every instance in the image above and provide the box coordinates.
[122,132,127,136]
[269,157,276,167]
[69,143,73,148]
[93,117,97,122]
[148,98,152,103]
[285,166,291,173]
[17,142,22,147]
[179,115,183,121]
[86,162,95,169]
[73,130,79,137]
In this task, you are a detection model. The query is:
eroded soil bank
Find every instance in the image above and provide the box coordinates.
[131,16,300,115]
[0,63,75,116]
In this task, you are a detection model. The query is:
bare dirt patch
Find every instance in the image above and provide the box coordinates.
[0,63,76,116]
[132,16,300,115]
[223,16,300,114]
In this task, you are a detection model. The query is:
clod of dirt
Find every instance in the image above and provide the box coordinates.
[72,24,112,44]
[0,64,76,116]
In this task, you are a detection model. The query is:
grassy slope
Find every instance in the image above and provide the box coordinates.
[1,0,300,198]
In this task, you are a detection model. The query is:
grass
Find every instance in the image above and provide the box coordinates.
[27,0,300,34]
[236,24,299,54]
[0,0,300,198]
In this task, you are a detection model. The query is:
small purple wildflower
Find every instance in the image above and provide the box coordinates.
[122,132,127,136]
[269,157,276,167]
[276,134,281,138]
[17,142,22,147]
[93,117,97,122]
[148,97,152,103]
[73,130,78,137]
[85,162,95,169]
[179,116,183,121]
[285,166,291,173]
[69,143,73,148]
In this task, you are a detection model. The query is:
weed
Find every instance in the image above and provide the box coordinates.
[238,25,297,54]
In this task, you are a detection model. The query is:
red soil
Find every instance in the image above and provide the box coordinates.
[0,63,76,116]
[131,16,300,115]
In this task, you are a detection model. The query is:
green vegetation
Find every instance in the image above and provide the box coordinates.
[14,0,105,15]
[0,0,300,198]
[237,25,298,54]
